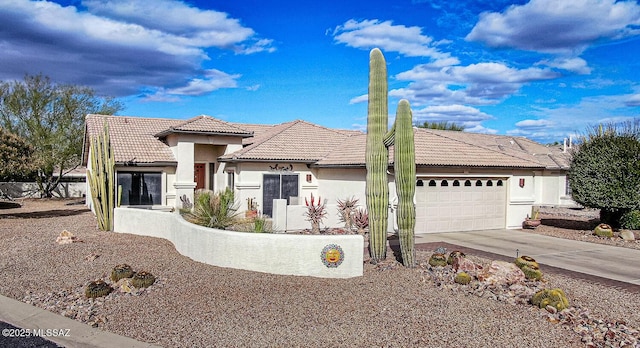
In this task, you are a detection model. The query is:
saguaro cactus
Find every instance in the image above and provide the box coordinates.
[393,99,416,267]
[87,122,115,231]
[366,48,390,263]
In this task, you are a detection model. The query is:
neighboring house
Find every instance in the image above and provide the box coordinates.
[83,114,574,233]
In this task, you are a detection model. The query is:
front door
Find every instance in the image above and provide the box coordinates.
[194,164,205,190]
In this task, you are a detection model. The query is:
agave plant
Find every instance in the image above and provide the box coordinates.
[336,196,359,231]
[304,193,327,234]
[352,208,369,235]
[184,188,239,229]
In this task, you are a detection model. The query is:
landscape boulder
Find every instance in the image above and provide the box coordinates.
[477,260,525,285]
[620,230,636,241]
[453,257,483,277]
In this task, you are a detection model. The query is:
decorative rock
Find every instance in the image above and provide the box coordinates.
[477,260,525,285]
[620,230,636,241]
[452,257,483,276]
[56,230,81,244]
[116,278,134,294]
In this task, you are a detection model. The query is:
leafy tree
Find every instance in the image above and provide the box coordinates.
[416,121,465,131]
[0,127,35,181]
[0,74,122,197]
[568,120,640,226]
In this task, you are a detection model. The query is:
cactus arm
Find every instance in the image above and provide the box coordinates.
[365,48,390,263]
[383,121,395,147]
[394,99,416,267]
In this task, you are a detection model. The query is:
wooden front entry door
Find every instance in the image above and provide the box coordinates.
[194,164,205,190]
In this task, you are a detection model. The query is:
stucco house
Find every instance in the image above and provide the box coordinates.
[83,114,574,233]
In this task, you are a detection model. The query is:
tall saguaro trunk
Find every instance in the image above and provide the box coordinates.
[394,100,416,267]
[366,48,390,263]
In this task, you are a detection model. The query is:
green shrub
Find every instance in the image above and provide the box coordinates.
[620,210,640,230]
[184,189,239,229]
[569,121,640,227]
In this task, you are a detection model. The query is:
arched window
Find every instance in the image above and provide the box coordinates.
[416,180,424,187]
[441,180,448,186]
[428,180,437,187]
[464,180,472,187]
[487,180,493,186]
[453,180,460,186]
[475,180,483,186]
[497,180,503,186]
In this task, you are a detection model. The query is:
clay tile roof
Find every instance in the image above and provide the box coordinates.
[315,128,547,168]
[84,114,179,165]
[220,120,357,162]
[155,115,253,137]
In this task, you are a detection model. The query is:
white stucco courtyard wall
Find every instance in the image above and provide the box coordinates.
[113,207,364,278]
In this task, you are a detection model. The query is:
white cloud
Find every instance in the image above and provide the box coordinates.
[393,61,559,105]
[626,94,640,106]
[413,104,493,124]
[466,0,640,54]
[508,93,640,142]
[514,119,555,128]
[0,0,274,96]
[537,57,591,75]
[164,69,240,95]
[349,94,369,104]
[332,19,459,65]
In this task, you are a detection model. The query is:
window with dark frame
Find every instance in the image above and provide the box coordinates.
[116,172,161,205]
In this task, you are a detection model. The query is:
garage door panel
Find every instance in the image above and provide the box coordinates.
[415,177,506,233]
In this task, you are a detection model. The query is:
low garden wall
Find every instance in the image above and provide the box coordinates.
[113,207,364,278]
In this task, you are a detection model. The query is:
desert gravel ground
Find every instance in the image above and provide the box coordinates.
[1,199,639,347]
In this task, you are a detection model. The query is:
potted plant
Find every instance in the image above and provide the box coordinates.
[522,207,541,229]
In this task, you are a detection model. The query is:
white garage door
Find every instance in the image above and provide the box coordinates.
[415,178,506,233]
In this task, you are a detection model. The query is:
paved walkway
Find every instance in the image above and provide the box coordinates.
[2,229,639,347]
[0,295,160,348]
[411,229,640,286]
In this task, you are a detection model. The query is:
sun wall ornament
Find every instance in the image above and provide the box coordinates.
[321,244,344,268]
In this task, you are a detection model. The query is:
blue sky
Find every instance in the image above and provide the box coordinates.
[1,0,640,143]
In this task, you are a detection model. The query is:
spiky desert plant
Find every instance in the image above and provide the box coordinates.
[85,280,113,299]
[594,223,614,238]
[185,189,239,229]
[531,288,570,311]
[515,255,539,270]
[454,272,472,285]
[521,264,543,281]
[131,271,156,288]
[447,250,466,265]
[391,99,417,267]
[110,264,134,282]
[353,207,369,235]
[428,253,448,267]
[304,193,327,234]
[87,122,115,231]
[365,48,390,263]
[337,197,359,231]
